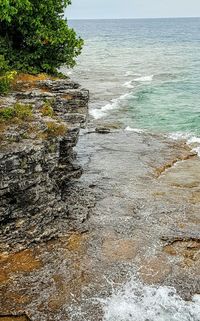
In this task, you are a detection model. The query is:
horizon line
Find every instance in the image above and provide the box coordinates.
[68,16,200,21]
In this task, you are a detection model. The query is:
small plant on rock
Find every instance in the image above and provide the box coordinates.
[0,107,15,120]
[41,101,54,117]
[0,103,33,123]
[14,103,33,120]
[45,121,67,138]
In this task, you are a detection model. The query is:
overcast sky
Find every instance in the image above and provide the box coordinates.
[66,0,200,19]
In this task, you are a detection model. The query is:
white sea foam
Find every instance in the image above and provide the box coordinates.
[134,75,154,82]
[90,108,107,119]
[187,136,200,144]
[193,146,200,157]
[168,132,200,157]
[125,127,144,133]
[101,279,200,321]
[123,81,134,89]
[168,132,191,140]
[65,70,73,76]
[90,93,133,119]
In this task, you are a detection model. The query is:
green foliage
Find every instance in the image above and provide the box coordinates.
[41,101,54,117]
[0,0,31,23]
[0,55,9,72]
[14,103,33,120]
[0,0,83,74]
[0,70,17,95]
[0,106,15,120]
[0,103,33,122]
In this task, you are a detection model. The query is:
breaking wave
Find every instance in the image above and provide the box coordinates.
[134,75,154,82]
[123,80,135,89]
[125,127,144,133]
[168,132,200,157]
[100,279,200,321]
[90,93,134,119]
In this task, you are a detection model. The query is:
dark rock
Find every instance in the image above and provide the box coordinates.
[0,78,90,252]
[95,127,111,134]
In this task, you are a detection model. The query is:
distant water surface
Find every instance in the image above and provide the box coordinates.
[63,18,200,146]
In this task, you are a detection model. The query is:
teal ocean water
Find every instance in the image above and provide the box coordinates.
[65,18,200,148]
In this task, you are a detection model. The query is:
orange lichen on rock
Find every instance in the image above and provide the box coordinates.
[155,152,196,178]
[15,73,48,83]
[139,255,172,284]
[0,316,30,321]
[0,249,42,283]
[163,240,200,267]
[61,94,73,100]
[66,233,88,252]
[102,238,138,262]
[12,73,57,91]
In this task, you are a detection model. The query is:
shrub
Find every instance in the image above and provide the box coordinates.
[0,55,9,73]
[0,54,16,95]
[0,70,17,95]
[0,0,83,74]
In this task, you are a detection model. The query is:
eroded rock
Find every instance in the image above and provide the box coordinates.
[0,78,90,251]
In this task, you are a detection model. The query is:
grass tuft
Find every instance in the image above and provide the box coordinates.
[40,102,54,117]
[45,121,67,138]
[0,103,33,125]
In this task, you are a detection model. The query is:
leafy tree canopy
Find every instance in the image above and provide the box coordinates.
[0,0,83,74]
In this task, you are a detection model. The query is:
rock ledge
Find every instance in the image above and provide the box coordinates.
[0,77,90,252]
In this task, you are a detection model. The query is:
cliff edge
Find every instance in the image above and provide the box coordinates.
[0,75,92,252]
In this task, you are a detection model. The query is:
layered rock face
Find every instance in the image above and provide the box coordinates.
[0,77,90,251]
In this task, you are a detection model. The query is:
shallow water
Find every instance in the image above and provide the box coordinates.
[61,18,200,319]
[64,18,200,149]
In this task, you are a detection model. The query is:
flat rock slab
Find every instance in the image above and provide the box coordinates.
[1,130,200,321]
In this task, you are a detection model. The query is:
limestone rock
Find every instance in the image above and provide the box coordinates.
[0,78,90,251]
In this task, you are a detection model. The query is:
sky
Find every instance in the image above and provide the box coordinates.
[66,0,200,20]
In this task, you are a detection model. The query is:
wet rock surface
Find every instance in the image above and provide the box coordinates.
[1,130,200,320]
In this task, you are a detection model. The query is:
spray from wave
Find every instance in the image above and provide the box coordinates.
[100,279,200,321]
[125,126,144,133]
[90,93,134,119]
[123,80,134,89]
[134,75,154,82]
[169,132,200,157]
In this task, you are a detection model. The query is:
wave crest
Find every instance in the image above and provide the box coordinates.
[101,279,200,321]
[90,93,134,119]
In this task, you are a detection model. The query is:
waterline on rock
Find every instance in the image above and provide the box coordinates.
[168,132,200,157]
[125,126,144,133]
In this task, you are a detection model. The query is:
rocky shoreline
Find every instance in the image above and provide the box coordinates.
[0,77,93,252]
[1,111,200,320]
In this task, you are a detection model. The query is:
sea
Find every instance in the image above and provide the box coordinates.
[63,17,200,155]
[63,18,200,321]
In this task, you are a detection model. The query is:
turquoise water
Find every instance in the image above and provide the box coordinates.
[66,18,200,135]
